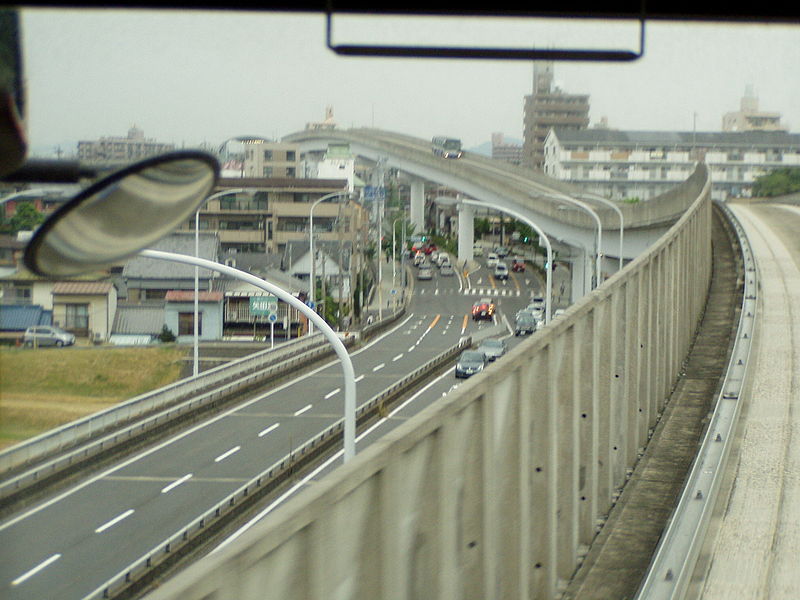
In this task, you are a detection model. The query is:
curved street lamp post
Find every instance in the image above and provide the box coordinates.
[141,249,358,463]
[309,191,356,333]
[23,152,358,463]
[193,188,247,376]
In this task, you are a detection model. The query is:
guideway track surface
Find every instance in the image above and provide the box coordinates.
[561,202,743,599]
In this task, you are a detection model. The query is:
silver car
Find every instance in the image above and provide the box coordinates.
[478,338,507,361]
[23,325,76,347]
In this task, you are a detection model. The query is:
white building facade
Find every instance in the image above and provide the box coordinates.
[544,129,800,201]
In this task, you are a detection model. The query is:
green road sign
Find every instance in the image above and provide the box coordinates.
[249,295,278,316]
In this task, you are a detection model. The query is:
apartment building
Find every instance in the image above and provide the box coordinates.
[183,177,368,255]
[543,129,800,201]
[77,126,175,165]
[723,85,785,133]
[523,62,590,170]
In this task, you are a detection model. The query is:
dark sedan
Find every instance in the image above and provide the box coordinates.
[455,350,487,378]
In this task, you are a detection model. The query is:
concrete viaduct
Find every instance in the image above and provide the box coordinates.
[141,129,759,600]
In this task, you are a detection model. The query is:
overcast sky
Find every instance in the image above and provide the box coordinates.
[19,8,800,156]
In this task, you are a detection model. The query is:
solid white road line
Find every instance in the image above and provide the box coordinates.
[161,473,193,494]
[214,446,241,463]
[95,509,135,533]
[11,553,62,586]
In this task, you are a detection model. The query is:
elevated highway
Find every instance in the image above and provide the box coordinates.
[284,128,706,298]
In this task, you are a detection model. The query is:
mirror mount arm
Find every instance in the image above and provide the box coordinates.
[1,159,100,183]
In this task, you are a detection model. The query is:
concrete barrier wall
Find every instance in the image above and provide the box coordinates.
[145,178,712,600]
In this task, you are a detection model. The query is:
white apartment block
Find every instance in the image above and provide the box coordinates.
[77,126,175,164]
[544,129,800,201]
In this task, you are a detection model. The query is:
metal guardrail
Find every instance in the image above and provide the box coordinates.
[0,333,346,503]
[82,335,471,600]
[635,201,757,599]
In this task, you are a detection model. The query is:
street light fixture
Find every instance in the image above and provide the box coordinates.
[23,151,359,463]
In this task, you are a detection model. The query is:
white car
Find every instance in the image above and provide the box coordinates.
[472,244,484,257]
[494,262,509,280]
[486,252,499,268]
[23,326,76,347]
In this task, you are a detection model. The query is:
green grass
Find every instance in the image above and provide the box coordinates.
[0,345,188,451]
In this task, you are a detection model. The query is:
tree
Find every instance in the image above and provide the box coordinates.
[8,202,46,233]
[752,167,800,197]
[474,217,491,238]
[158,325,176,343]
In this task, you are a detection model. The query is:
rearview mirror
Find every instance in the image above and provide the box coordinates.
[24,151,219,277]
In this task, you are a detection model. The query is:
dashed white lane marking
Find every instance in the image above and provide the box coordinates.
[95,508,135,533]
[214,446,242,462]
[161,473,193,494]
[11,553,62,586]
[258,423,280,437]
[324,388,340,399]
[293,405,313,417]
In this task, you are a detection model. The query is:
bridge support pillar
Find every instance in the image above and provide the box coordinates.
[456,201,474,266]
[568,244,592,303]
[409,178,425,234]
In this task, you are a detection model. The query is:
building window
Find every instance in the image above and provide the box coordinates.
[12,284,32,304]
[286,151,296,161]
[179,311,202,336]
[263,150,273,161]
[263,167,273,177]
[65,303,89,330]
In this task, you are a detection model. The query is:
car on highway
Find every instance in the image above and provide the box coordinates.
[472,297,495,321]
[454,349,487,379]
[511,257,526,272]
[440,264,455,276]
[529,296,545,310]
[472,243,484,257]
[495,246,509,258]
[23,325,76,347]
[417,266,433,280]
[477,338,507,361]
[486,252,499,268]
[515,314,537,336]
[494,262,509,280]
